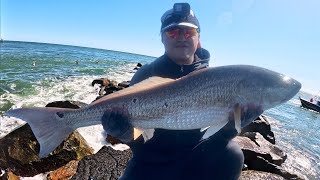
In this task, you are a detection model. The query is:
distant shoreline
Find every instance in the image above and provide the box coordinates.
[1,40,157,59]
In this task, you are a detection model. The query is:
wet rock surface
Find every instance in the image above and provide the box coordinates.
[236,133,287,166]
[0,123,93,177]
[240,115,275,144]
[239,170,286,180]
[45,100,87,109]
[237,115,302,179]
[71,146,132,180]
[0,101,93,178]
[47,160,79,180]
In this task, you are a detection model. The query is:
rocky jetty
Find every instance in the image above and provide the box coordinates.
[0,64,303,179]
[0,101,94,178]
[236,116,301,179]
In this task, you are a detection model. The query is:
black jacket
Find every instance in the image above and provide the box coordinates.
[128,48,238,161]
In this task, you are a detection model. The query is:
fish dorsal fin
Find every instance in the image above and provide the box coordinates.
[92,76,176,104]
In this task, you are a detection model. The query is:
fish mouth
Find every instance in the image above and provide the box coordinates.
[263,78,301,110]
[282,75,302,95]
[282,79,301,103]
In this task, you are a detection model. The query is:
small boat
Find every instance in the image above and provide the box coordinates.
[299,97,320,113]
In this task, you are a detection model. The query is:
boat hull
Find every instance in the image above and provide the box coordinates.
[299,97,320,112]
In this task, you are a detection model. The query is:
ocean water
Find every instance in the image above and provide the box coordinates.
[0,41,319,179]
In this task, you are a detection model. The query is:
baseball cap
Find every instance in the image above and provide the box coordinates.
[160,3,200,33]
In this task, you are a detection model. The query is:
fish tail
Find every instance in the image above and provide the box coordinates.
[4,107,76,158]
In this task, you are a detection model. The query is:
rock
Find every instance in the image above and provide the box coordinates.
[239,170,285,180]
[91,64,141,98]
[245,156,302,179]
[0,124,40,168]
[106,134,123,145]
[0,101,93,177]
[133,63,142,70]
[91,78,119,96]
[47,160,79,180]
[71,146,132,180]
[92,63,141,96]
[0,124,93,177]
[235,135,301,179]
[118,81,130,88]
[235,133,286,166]
[240,115,275,144]
[91,78,126,98]
[0,170,20,180]
[45,100,87,109]
[104,85,124,95]
[91,78,113,87]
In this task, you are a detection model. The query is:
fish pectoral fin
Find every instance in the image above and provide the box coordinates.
[142,129,155,142]
[133,128,155,143]
[200,126,210,132]
[201,121,228,140]
[234,104,242,133]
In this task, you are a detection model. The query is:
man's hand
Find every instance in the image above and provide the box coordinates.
[101,107,134,143]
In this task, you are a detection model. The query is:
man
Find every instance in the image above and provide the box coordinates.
[102,3,244,180]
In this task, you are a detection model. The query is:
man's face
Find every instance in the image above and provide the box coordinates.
[162,27,199,65]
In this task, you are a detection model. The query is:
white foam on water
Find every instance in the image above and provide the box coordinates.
[0,170,5,177]
[0,75,99,138]
[77,125,129,153]
[0,116,26,139]
[1,68,134,151]
[1,69,134,178]
[290,98,301,106]
[264,114,318,179]
[281,143,315,180]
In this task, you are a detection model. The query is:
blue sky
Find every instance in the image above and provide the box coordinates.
[1,0,319,94]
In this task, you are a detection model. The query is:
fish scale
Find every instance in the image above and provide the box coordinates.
[4,65,301,157]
